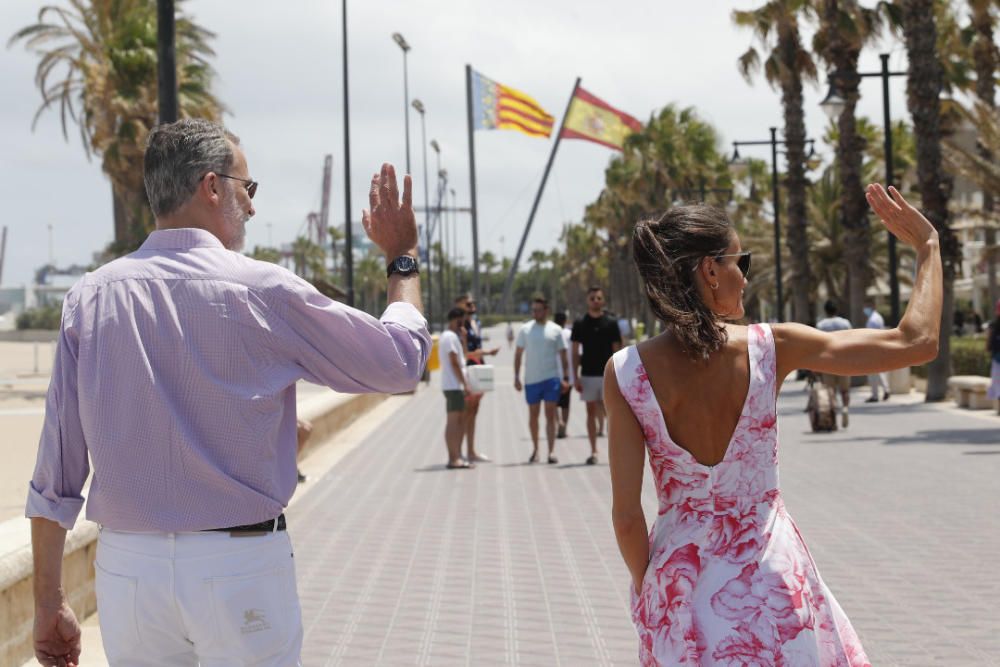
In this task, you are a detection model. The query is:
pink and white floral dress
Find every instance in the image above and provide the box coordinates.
[613,324,870,666]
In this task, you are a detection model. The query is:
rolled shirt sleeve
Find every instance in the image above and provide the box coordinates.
[270,275,431,394]
[25,294,90,530]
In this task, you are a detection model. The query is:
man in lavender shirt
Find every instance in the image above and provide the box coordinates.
[26,119,429,666]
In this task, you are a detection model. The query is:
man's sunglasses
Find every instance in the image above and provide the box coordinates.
[715,251,752,278]
[217,173,258,199]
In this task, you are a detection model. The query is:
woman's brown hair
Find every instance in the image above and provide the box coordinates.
[632,205,735,361]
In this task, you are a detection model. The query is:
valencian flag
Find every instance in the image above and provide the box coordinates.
[560,87,643,151]
[471,70,555,139]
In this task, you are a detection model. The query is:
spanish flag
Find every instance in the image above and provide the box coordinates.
[472,70,555,139]
[560,87,642,151]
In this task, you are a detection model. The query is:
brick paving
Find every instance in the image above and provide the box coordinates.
[288,337,1000,666]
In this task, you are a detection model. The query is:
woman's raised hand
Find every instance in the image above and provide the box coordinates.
[865,184,938,250]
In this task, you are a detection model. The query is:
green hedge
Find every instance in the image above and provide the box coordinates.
[911,336,991,378]
[16,304,62,330]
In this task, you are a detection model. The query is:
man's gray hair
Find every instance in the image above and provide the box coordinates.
[144,119,241,218]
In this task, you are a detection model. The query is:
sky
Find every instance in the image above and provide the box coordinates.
[0,0,912,288]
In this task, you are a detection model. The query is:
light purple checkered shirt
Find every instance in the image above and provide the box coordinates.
[26,228,430,532]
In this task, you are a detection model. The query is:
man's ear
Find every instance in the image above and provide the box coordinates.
[200,172,221,205]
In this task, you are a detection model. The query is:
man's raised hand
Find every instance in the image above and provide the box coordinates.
[362,163,418,261]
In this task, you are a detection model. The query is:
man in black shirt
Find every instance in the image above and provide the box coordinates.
[571,286,622,464]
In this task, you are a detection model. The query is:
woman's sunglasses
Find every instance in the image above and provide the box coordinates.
[217,173,259,199]
[715,251,752,278]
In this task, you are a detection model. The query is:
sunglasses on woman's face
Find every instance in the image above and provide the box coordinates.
[716,251,752,278]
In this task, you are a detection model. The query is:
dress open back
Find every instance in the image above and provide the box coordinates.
[613,324,870,666]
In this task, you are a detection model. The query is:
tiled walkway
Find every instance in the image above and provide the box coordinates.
[288,339,1000,666]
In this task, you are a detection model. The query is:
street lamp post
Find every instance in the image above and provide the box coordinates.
[156,0,178,123]
[413,99,432,327]
[342,0,354,305]
[430,138,447,322]
[821,53,906,325]
[392,33,412,175]
[730,129,816,323]
[450,187,457,295]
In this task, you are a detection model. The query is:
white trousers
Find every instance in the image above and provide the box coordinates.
[868,372,889,398]
[95,528,302,666]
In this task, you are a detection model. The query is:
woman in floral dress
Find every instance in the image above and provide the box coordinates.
[604,184,942,666]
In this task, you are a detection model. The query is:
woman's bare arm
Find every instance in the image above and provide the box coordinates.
[604,358,649,593]
[775,184,942,379]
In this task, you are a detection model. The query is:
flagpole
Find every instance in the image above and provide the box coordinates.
[465,64,481,302]
[501,77,581,314]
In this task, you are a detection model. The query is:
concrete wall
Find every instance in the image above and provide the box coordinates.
[0,330,59,343]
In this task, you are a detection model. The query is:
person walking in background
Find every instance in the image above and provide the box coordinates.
[25,118,429,667]
[554,311,575,439]
[865,301,891,403]
[987,299,1000,415]
[440,307,473,469]
[606,185,941,665]
[572,287,622,464]
[506,321,515,349]
[816,300,854,427]
[455,294,498,463]
[514,297,570,464]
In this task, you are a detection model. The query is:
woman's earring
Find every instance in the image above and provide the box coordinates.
[710,283,719,290]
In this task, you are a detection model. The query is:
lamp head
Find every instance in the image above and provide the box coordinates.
[392,32,410,51]
[820,79,846,121]
[728,145,749,178]
[411,99,425,114]
[430,139,440,153]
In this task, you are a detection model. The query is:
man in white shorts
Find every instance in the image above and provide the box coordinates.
[571,287,621,464]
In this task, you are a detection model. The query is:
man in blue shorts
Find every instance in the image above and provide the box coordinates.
[514,297,570,463]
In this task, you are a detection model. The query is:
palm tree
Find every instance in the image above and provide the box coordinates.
[528,249,548,294]
[585,104,734,329]
[813,0,882,327]
[898,0,961,401]
[969,0,998,310]
[355,250,386,315]
[10,0,223,253]
[480,250,498,312]
[290,236,326,281]
[327,226,344,275]
[733,0,817,324]
[249,246,282,265]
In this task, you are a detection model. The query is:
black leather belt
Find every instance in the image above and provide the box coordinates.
[206,514,286,534]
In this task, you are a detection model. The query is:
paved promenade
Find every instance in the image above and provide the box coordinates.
[14,329,1000,666]
[288,335,1000,666]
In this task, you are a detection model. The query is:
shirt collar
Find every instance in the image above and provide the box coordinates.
[140,228,226,251]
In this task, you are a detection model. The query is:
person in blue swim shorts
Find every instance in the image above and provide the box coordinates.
[514,297,570,464]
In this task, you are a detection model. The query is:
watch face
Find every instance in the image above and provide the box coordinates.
[389,255,418,277]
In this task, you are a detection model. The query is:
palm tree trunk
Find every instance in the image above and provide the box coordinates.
[777,20,813,325]
[821,0,870,327]
[903,0,959,401]
[113,184,129,247]
[971,0,997,312]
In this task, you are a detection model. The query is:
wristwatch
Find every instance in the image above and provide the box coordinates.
[386,254,419,278]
